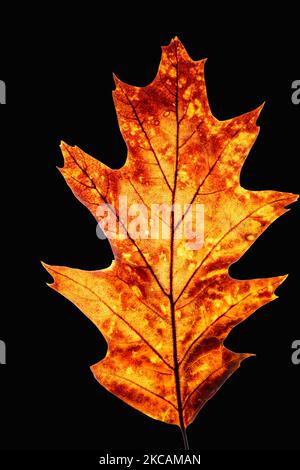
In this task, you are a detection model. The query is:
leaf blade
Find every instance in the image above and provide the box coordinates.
[45,37,298,433]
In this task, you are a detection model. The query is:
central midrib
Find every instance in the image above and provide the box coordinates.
[169,42,189,450]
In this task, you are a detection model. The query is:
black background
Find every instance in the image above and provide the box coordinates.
[0,13,299,457]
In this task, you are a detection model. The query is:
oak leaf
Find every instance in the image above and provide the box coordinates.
[44,38,298,448]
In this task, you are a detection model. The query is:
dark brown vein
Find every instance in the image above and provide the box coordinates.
[169,40,189,450]
[159,73,176,97]
[177,277,220,310]
[174,127,242,234]
[178,121,203,149]
[182,359,238,410]
[119,87,173,192]
[68,173,94,189]
[146,369,172,376]
[127,177,170,230]
[179,290,263,366]
[114,273,170,324]
[197,188,227,196]
[103,372,178,410]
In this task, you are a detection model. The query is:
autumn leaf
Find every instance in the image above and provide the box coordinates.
[44,37,298,449]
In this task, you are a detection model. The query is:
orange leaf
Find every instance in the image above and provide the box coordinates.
[44,37,298,448]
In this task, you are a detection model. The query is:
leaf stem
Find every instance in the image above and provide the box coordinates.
[180,426,190,450]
